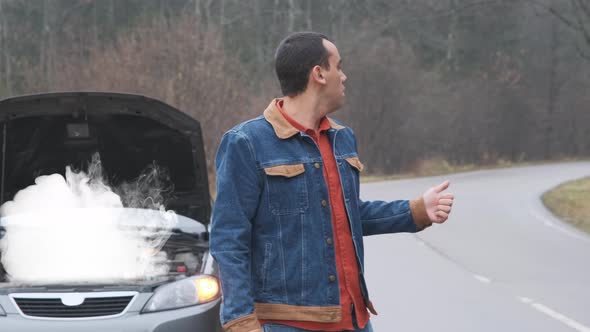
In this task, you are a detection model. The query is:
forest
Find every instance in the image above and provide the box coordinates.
[1,0,588,175]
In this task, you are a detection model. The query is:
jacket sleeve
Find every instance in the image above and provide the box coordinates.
[359,197,432,236]
[343,128,431,236]
[210,130,262,332]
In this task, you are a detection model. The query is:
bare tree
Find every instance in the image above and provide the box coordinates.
[287,0,298,32]
[544,17,560,158]
[0,0,11,95]
[23,15,254,178]
[446,0,460,72]
[1,0,588,174]
[530,0,590,59]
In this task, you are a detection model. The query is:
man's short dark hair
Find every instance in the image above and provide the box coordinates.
[275,32,332,97]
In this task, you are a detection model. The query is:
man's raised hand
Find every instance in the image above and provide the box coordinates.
[423,180,454,224]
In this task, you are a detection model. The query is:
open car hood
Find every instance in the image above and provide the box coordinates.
[0,92,210,223]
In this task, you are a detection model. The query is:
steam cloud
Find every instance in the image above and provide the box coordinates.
[0,154,177,284]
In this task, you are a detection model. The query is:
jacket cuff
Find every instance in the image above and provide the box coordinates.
[409,197,432,231]
[223,313,261,332]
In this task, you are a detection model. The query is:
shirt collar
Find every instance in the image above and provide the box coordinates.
[263,98,345,139]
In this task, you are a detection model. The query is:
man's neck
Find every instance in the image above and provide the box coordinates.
[282,93,328,132]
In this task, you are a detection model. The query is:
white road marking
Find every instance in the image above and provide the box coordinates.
[519,296,590,332]
[473,274,491,283]
[530,209,590,243]
[519,297,533,304]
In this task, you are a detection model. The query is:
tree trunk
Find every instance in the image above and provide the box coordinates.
[0,0,11,95]
[545,18,559,159]
[254,0,265,75]
[42,0,50,89]
[305,0,312,30]
[194,0,201,17]
[93,2,99,46]
[446,0,459,73]
[220,0,225,27]
[272,0,280,28]
[287,0,296,32]
[41,0,59,90]
[204,0,213,31]
[106,0,115,38]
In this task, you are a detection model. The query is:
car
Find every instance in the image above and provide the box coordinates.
[0,92,222,332]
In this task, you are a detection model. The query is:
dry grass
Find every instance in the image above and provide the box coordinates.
[359,158,571,183]
[542,177,590,235]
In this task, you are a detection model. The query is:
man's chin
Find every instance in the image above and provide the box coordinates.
[329,100,345,114]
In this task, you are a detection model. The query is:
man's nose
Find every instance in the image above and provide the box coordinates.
[341,73,347,82]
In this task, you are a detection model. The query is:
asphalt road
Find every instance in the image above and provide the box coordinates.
[361,162,590,332]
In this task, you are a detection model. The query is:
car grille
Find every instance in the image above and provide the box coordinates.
[11,292,136,319]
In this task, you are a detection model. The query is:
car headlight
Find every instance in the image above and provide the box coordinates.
[142,275,220,313]
[0,303,5,316]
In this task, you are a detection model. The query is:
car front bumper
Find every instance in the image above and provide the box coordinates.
[0,298,222,332]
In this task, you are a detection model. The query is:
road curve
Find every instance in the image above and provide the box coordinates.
[361,162,590,332]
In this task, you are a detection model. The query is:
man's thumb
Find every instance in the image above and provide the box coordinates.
[434,180,450,193]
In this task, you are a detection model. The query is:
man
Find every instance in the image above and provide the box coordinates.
[211,32,454,332]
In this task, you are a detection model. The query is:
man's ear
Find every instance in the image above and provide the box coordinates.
[310,65,327,85]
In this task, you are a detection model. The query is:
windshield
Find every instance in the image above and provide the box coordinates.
[0,208,208,288]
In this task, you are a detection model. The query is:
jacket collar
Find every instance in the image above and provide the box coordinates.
[263,99,345,139]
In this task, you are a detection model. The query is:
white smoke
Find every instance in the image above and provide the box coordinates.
[0,154,177,284]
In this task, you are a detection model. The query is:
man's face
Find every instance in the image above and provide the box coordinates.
[321,39,347,112]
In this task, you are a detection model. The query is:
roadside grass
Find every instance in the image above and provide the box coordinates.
[360,158,585,183]
[542,177,590,235]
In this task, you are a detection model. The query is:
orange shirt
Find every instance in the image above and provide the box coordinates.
[260,100,370,331]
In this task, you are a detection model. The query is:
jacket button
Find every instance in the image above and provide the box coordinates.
[321,200,327,207]
[326,238,333,245]
[314,163,320,169]
[329,275,336,282]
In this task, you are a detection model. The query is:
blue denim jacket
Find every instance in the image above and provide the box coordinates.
[210,100,431,332]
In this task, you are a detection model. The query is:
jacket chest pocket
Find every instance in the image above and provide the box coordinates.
[264,163,309,215]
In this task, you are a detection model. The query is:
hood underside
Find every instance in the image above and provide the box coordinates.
[0,92,210,223]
